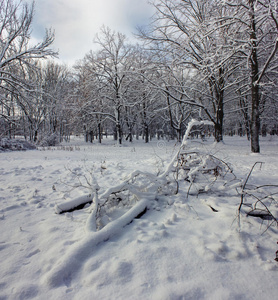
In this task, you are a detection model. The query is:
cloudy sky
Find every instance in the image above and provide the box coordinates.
[27,0,154,65]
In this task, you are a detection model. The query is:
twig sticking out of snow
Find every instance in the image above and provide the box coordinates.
[238,162,278,231]
[55,171,100,214]
[238,162,264,213]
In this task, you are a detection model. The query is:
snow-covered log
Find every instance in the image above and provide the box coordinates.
[55,194,93,214]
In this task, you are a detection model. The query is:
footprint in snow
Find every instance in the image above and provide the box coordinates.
[0,204,20,213]
[26,249,40,258]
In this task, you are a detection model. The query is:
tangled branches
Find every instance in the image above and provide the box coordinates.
[238,162,278,230]
[175,149,238,197]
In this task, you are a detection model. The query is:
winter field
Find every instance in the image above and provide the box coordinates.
[0,133,278,300]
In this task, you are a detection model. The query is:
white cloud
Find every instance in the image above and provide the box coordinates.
[27,0,153,65]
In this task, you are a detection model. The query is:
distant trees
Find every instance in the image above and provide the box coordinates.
[74,2,278,149]
[14,61,72,143]
[75,27,133,144]
[129,46,164,143]
[74,27,165,144]
[40,61,73,143]
[1,0,277,152]
[74,51,114,144]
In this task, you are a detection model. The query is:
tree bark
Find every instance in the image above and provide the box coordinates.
[144,122,149,143]
[116,109,122,145]
[98,123,102,144]
[249,0,260,153]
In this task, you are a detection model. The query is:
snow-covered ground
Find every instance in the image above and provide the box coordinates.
[0,135,278,300]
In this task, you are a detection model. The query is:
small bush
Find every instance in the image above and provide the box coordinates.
[39,133,59,147]
[0,138,36,152]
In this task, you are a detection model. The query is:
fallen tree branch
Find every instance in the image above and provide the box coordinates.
[45,198,149,288]
[55,194,93,214]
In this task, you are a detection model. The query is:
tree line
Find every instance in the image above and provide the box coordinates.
[1,0,277,152]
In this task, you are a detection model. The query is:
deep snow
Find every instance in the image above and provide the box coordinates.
[0,135,277,300]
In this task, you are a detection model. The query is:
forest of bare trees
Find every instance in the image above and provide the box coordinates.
[1,0,278,152]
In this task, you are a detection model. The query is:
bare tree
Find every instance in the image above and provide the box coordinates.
[41,61,73,143]
[75,27,138,145]
[128,45,164,142]
[93,26,132,144]
[138,0,235,142]
[74,56,111,143]
[0,0,56,138]
[220,0,278,152]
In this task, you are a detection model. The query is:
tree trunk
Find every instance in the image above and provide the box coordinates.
[214,95,224,142]
[214,68,224,143]
[116,122,122,145]
[98,123,102,143]
[239,96,251,141]
[142,100,149,143]
[34,130,38,142]
[177,128,182,143]
[214,120,223,143]
[115,107,122,145]
[89,131,94,143]
[249,0,260,153]
[144,122,149,143]
[126,131,133,142]
[250,83,260,153]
